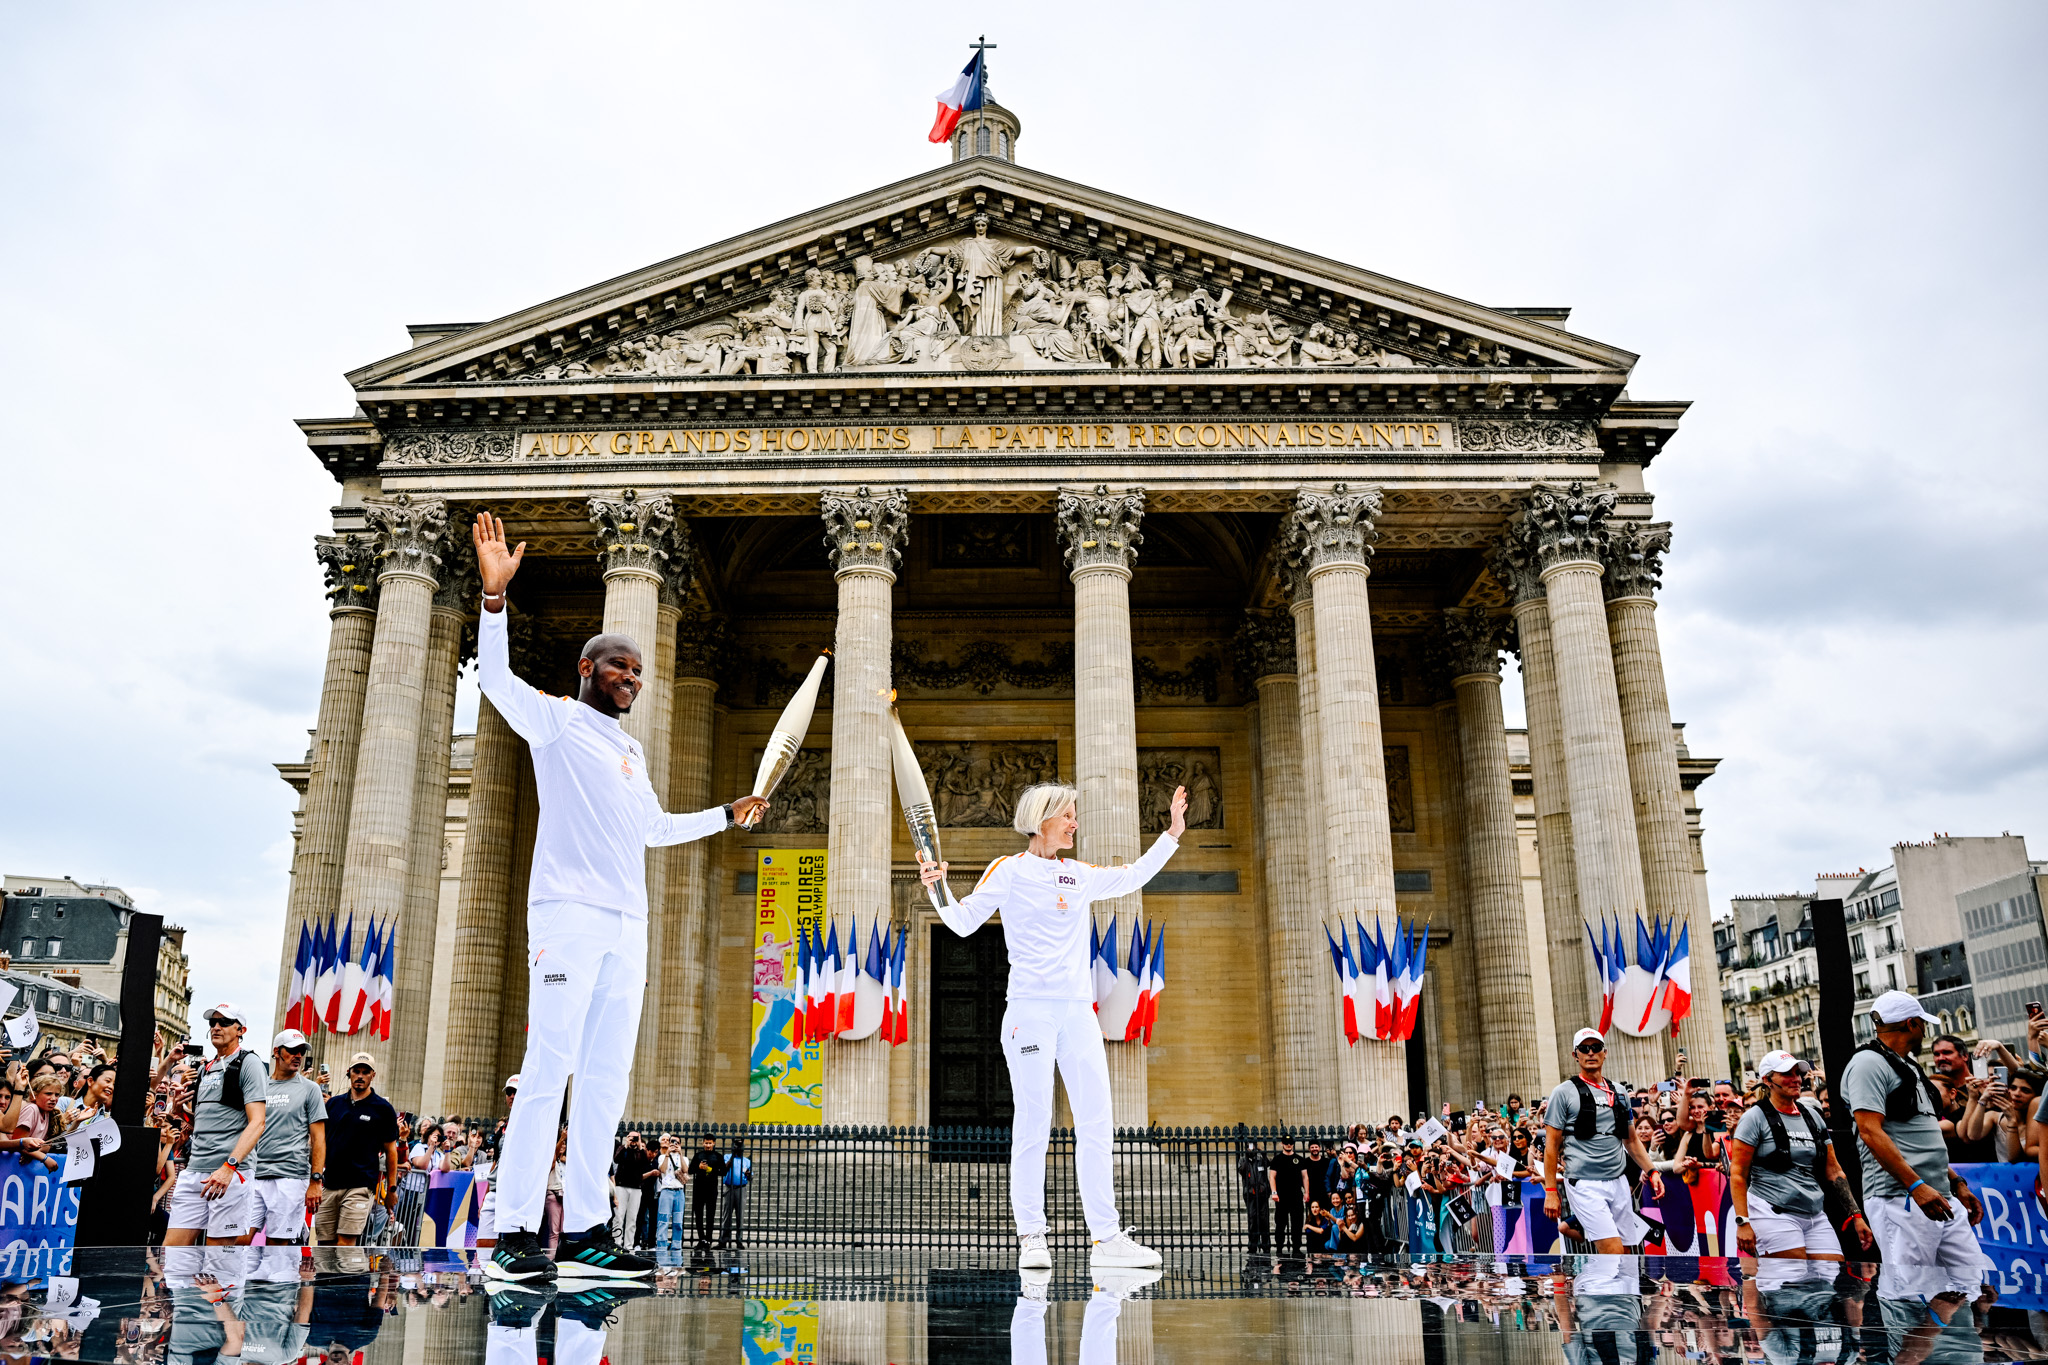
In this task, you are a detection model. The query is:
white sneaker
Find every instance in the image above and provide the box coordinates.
[1018,1232,1052,1269]
[1091,1266,1162,1299]
[1089,1231,1161,1268]
[1019,1266,1052,1301]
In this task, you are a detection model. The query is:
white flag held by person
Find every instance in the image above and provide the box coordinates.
[6,1005,40,1050]
[1415,1118,1449,1147]
[0,980,17,1019]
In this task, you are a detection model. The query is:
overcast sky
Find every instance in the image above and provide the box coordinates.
[3,4,2042,1044]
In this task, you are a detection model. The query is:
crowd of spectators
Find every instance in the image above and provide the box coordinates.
[1236,1010,2048,1265]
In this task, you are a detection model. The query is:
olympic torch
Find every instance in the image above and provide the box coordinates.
[887,696,950,911]
[744,650,830,827]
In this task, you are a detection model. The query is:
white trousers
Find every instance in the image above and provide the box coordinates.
[1867,1193,1994,1299]
[1002,997,1119,1240]
[1011,1289,1123,1365]
[497,901,647,1236]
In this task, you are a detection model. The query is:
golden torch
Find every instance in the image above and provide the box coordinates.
[887,695,950,911]
[744,650,830,827]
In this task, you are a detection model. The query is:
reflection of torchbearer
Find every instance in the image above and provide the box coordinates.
[745,650,830,827]
[887,698,951,912]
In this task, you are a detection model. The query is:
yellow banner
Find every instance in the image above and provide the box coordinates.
[749,849,827,1124]
[743,1298,817,1364]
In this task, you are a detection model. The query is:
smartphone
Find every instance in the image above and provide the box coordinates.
[1657,1080,1677,1093]
[1973,1058,1990,1080]
[1995,1066,2011,1085]
[182,1043,204,1059]
[2029,1002,2043,1020]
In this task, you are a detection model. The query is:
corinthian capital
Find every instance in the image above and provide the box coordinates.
[434,541,482,613]
[1487,520,1545,607]
[1234,611,1297,686]
[658,519,701,611]
[363,493,447,585]
[589,489,678,584]
[820,485,909,578]
[1524,481,1618,572]
[674,609,728,680]
[1441,606,1510,680]
[1056,485,1146,577]
[1285,483,1381,579]
[315,533,381,614]
[1602,519,1673,601]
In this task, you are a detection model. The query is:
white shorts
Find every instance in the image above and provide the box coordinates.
[250,1177,310,1241]
[478,1179,497,1241]
[1564,1176,1650,1246]
[1866,1193,1994,1298]
[1750,1194,1839,1257]
[166,1173,254,1240]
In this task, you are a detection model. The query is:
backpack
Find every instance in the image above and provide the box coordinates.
[1569,1077,1628,1141]
[204,1051,256,1114]
[1755,1099,1829,1183]
[724,1156,752,1187]
[1855,1041,1941,1121]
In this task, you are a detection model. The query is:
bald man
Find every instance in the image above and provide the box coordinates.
[472,512,767,1284]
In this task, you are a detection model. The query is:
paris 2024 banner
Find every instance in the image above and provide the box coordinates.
[750,849,827,1123]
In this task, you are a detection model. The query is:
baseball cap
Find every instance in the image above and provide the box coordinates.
[1871,990,1941,1026]
[203,1004,248,1027]
[347,1052,377,1070]
[504,1075,521,1090]
[1571,1028,1606,1050]
[271,1029,309,1051]
[1757,1050,1810,1077]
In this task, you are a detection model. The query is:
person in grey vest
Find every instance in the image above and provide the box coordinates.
[1542,1028,1663,1252]
[1840,991,1992,1304]
[1726,1049,1871,1289]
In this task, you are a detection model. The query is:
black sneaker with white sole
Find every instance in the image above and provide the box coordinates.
[557,1279,654,1328]
[486,1230,557,1283]
[555,1223,657,1279]
[488,1284,551,1328]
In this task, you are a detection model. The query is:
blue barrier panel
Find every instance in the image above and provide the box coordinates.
[0,1156,82,1281]
[1955,1162,2048,1309]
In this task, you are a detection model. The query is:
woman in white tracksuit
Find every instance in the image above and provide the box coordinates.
[919,781,1187,1270]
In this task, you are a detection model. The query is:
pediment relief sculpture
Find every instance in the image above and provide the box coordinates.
[546,216,1431,380]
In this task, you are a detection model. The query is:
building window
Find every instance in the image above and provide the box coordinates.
[957,130,967,158]
[998,130,1009,158]
[977,124,989,155]
[27,907,38,920]
[1886,963,1899,989]
[45,939,60,958]
[19,940,34,958]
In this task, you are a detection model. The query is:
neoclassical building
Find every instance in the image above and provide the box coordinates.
[276,112,1726,1126]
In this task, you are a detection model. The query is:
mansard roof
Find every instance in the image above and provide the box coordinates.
[347,158,1640,393]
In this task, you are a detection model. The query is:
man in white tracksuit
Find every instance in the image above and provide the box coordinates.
[472,512,766,1286]
[919,781,1186,1270]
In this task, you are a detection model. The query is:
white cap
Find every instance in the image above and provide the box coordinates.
[1757,1050,1810,1077]
[504,1075,521,1090]
[1571,1028,1606,1050]
[203,1004,248,1027]
[1872,990,1941,1026]
[271,1029,309,1050]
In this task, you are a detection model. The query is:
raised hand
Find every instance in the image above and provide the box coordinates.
[471,512,527,608]
[1166,785,1189,839]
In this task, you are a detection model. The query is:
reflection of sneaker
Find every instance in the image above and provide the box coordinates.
[486,1231,557,1283]
[1090,1266,1162,1300]
[1020,1266,1052,1302]
[556,1280,654,1329]
[1089,1232,1162,1268]
[556,1224,656,1280]
[488,1285,550,1329]
[1018,1232,1052,1270]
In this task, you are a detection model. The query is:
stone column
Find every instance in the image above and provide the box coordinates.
[273,535,378,1028]
[1240,611,1335,1124]
[327,495,445,1078]
[1526,483,1662,1086]
[1442,607,1543,1100]
[1492,525,1589,1082]
[1057,485,1150,1126]
[661,611,725,1117]
[1286,567,1345,1124]
[820,487,907,1126]
[438,692,520,1118]
[388,551,474,1112]
[1604,521,1731,1073]
[1286,485,1404,1120]
[589,490,683,1091]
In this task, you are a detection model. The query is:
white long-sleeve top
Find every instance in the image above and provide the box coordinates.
[478,606,728,918]
[939,835,1180,1001]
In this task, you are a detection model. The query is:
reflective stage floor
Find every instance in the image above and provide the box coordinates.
[19,1246,2047,1363]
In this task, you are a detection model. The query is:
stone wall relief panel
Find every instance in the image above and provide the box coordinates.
[1139,748,1224,837]
[747,747,831,835]
[1385,745,1416,834]
[917,742,1061,828]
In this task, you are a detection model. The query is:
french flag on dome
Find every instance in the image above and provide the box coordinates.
[927,48,987,144]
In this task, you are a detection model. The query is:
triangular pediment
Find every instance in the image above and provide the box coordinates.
[349,161,1635,392]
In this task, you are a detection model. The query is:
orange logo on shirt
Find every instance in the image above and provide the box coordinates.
[620,754,634,779]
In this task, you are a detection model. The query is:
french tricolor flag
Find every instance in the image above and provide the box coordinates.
[284,922,312,1033]
[1662,923,1693,1036]
[927,50,987,144]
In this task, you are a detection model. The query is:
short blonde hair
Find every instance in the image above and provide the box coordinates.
[1013,783,1079,837]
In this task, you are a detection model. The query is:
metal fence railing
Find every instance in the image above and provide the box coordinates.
[613,1123,1356,1250]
